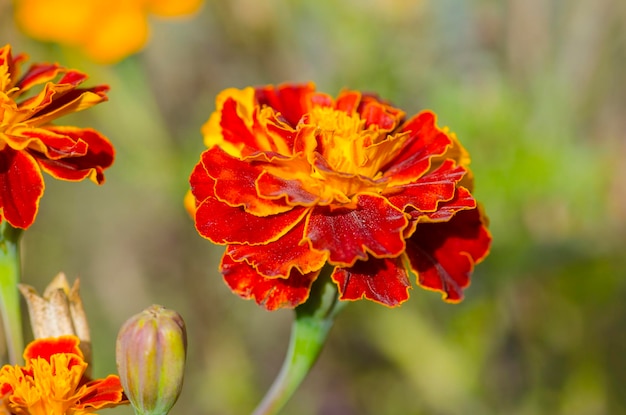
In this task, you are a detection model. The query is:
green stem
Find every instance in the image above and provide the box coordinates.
[0,222,24,364]
[252,267,346,415]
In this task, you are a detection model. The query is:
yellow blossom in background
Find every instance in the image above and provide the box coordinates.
[13,0,203,64]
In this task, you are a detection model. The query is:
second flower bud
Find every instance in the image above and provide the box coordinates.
[116,305,187,415]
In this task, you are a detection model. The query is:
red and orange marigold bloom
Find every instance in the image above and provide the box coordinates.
[0,335,127,415]
[0,44,114,229]
[188,83,491,310]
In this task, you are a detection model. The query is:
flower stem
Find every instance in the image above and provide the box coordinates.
[0,222,24,364]
[252,267,346,415]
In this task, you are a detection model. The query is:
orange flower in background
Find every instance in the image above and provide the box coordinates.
[188,83,491,310]
[0,44,114,229]
[14,0,204,64]
[0,335,127,415]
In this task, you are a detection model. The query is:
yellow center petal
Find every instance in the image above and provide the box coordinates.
[284,106,409,204]
[304,106,377,176]
[0,354,87,415]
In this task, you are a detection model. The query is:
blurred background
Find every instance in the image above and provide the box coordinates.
[2,0,626,414]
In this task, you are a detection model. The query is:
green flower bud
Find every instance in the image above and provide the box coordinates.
[116,305,187,415]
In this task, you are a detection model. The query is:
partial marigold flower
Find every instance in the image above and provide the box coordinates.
[0,44,114,229]
[116,305,187,415]
[188,83,492,310]
[14,0,203,64]
[18,273,92,370]
[0,335,127,415]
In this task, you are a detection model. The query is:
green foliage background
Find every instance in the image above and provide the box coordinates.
[2,0,625,414]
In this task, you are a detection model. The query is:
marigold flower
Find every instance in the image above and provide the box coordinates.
[14,0,203,64]
[0,44,114,229]
[0,335,127,415]
[188,83,492,310]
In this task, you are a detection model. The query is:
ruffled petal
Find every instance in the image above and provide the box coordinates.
[309,154,382,204]
[256,168,321,206]
[14,63,63,94]
[386,159,467,213]
[406,208,491,302]
[226,218,327,278]
[0,148,44,229]
[334,90,361,114]
[305,193,408,266]
[3,127,88,156]
[356,93,405,130]
[200,147,291,216]
[76,375,127,409]
[219,96,265,153]
[414,186,476,224]
[35,127,114,183]
[0,45,23,91]
[202,87,254,152]
[382,111,452,186]
[23,335,83,362]
[26,86,109,127]
[190,163,307,245]
[188,161,215,208]
[255,83,316,127]
[221,253,318,310]
[331,256,410,307]
[359,97,404,131]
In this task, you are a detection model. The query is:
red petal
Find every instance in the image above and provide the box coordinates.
[386,159,467,213]
[356,93,405,128]
[221,253,318,310]
[189,160,216,208]
[334,90,361,114]
[23,335,83,362]
[0,148,44,229]
[58,70,89,86]
[335,91,361,115]
[15,128,88,159]
[25,85,109,126]
[35,127,114,183]
[16,63,63,93]
[0,46,20,87]
[360,100,401,131]
[411,186,476,224]
[310,92,333,108]
[78,375,127,409]
[305,194,408,266]
[226,219,327,277]
[332,257,411,307]
[201,147,290,215]
[382,111,452,185]
[406,208,491,302]
[219,97,263,153]
[256,169,320,206]
[254,83,315,127]
[194,188,308,245]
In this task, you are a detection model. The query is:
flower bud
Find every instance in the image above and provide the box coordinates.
[116,305,187,415]
[18,273,92,371]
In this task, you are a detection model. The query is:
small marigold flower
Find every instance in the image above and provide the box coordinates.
[0,44,114,229]
[188,83,492,310]
[0,335,127,415]
[14,0,203,64]
[116,305,187,415]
